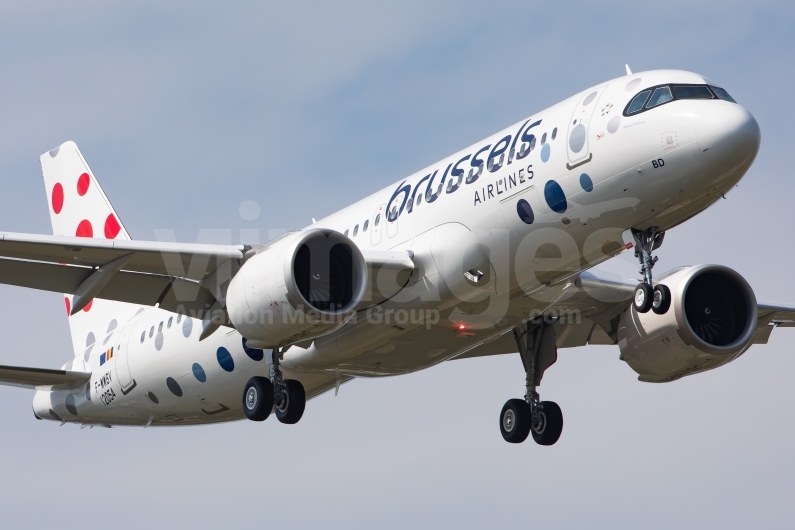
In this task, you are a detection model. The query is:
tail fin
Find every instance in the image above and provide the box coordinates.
[40,141,131,240]
[40,142,143,364]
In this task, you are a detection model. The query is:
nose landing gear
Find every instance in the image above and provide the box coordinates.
[631,227,670,314]
[500,319,563,445]
[243,346,306,425]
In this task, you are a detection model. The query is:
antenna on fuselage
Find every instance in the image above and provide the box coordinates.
[625,64,633,75]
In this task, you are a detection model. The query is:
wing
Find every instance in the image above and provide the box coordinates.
[0,364,91,390]
[753,300,795,344]
[0,231,247,314]
[455,270,795,360]
[0,231,414,316]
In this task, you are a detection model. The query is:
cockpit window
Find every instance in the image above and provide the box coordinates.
[624,83,735,116]
[672,85,713,100]
[709,86,736,103]
[627,90,651,114]
[646,86,673,108]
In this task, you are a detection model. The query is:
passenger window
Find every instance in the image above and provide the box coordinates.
[353,225,359,236]
[177,314,182,324]
[149,326,154,338]
[140,331,145,343]
[158,322,163,333]
[672,85,713,99]
[646,86,673,108]
[627,89,652,114]
[344,229,349,237]
[168,317,173,329]
[551,128,557,140]
[416,194,422,206]
[709,86,736,103]
[363,220,369,232]
[541,133,547,145]
[375,214,381,226]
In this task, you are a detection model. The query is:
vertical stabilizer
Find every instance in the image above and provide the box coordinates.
[40,142,143,365]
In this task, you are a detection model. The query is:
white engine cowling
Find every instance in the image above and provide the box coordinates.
[618,265,758,382]
[226,228,368,348]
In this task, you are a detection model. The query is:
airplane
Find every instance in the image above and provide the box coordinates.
[0,67,789,446]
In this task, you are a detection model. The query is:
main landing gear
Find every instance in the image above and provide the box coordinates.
[243,347,306,424]
[631,227,671,315]
[500,319,563,446]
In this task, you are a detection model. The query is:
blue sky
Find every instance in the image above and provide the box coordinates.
[0,2,793,528]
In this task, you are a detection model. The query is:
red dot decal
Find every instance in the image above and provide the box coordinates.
[76,220,93,238]
[65,297,71,316]
[83,299,93,312]
[104,214,121,239]
[77,173,90,196]
[52,183,64,214]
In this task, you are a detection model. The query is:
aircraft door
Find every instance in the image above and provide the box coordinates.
[114,319,137,394]
[566,85,608,168]
[386,203,399,240]
[370,204,385,246]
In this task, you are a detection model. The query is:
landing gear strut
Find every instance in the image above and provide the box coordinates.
[243,346,306,424]
[500,319,563,445]
[631,227,670,314]
[271,348,306,424]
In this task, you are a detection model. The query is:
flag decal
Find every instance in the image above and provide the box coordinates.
[99,347,114,366]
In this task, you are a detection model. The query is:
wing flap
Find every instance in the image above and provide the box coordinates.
[0,365,91,390]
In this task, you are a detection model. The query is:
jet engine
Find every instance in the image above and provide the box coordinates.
[618,265,758,382]
[226,228,368,348]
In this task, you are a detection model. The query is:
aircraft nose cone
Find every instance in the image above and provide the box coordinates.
[698,103,761,168]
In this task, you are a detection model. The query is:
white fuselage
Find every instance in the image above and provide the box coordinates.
[34,69,760,426]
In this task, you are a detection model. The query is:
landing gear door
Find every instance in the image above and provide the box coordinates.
[566,85,608,168]
[114,320,137,394]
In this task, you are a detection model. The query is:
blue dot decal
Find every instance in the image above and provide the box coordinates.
[242,338,264,361]
[216,347,234,372]
[544,180,567,213]
[580,173,593,192]
[166,377,183,397]
[540,143,551,162]
[192,363,206,382]
[516,199,534,224]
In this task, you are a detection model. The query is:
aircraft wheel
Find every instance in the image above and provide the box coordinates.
[500,399,531,443]
[652,284,671,314]
[275,379,306,424]
[633,283,653,313]
[243,377,274,422]
[531,401,563,446]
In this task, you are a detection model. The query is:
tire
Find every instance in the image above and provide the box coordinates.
[652,284,671,314]
[500,399,531,444]
[633,283,653,313]
[275,379,306,424]
[243,377,274,422]
[531,401,563,446]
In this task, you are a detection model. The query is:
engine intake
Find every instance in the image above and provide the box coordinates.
[618,265,757,382]
[226,229,367,348]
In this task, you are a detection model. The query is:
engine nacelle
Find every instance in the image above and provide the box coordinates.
[618,265,757,382]
[226,228,367,348]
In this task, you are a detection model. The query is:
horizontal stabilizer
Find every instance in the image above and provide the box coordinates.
[0,364,91,390]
